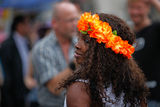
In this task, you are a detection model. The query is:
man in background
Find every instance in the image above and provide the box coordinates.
[0,15,31,107]
[128,0,160,106]
[32,1,79,107]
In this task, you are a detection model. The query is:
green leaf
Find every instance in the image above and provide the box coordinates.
[113,30,117,36]
[86,29,93,31]
[80,30,88,34]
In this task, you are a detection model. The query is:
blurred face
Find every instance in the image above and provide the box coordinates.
[18,19,31,37]
[53,4,79,39]
[128,1,150,25]
[74,33,89,64]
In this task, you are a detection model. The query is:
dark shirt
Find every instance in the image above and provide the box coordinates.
[133,22,160,101]
[0,37,29,107]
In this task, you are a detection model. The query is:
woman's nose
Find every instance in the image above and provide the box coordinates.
[75,42,80,50]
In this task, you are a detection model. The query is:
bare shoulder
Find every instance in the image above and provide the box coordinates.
[141,99,147,107]
[66,82,91,107]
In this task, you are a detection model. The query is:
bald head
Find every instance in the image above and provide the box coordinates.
[51,1,79,39]
[52,1,78,19]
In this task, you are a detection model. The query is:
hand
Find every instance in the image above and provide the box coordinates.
[24,76,37,89]
[144,0,160,12]
[147,0,159,5]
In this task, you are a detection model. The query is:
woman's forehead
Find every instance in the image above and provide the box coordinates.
[78,32,90,39]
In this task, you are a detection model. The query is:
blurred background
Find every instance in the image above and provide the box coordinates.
[0,0,160,43]
[0,0,160,107]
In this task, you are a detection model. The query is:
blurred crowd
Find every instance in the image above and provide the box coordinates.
[0,0,160,107]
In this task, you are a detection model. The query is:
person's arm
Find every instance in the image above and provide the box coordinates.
[140,99,147,107]
[66,82,91,107]
[24,54,37,89]
[0,62,3,87]
[149,0,160,12]
[46,59,76,95]
[46,67,73,95]
[32,46,74,96]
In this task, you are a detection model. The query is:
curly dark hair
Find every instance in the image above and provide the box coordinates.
[62,13,149,107]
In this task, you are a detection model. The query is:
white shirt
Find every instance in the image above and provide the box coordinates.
[64,79,129,107]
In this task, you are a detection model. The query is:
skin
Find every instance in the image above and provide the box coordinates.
[67,33,91,107]
[148,0,160,12]
[16,18,31,37]
[128,0,160,32]
[74,33,90,64]
[66,32,148,107]
[24,54,37,90]
[128,0,151,32]
[46,2,79,95]
[52,2,79,63]
[66,82,91,107]
[52,2,79,40]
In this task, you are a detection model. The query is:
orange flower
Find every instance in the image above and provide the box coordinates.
[77,12,135,59]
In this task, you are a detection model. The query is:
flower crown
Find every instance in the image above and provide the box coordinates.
[77,12,135,59]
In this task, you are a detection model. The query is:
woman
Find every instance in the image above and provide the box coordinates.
[62,12,148,107]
